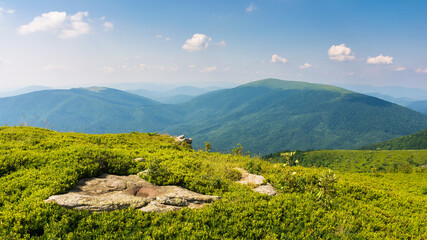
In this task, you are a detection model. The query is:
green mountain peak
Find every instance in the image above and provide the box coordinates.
[240,78,351,93]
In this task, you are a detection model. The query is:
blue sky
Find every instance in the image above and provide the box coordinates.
[0,0,426,90]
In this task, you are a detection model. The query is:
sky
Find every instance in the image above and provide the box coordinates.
[0,0,427,91]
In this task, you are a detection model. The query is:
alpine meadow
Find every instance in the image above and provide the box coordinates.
[1,1,427,239]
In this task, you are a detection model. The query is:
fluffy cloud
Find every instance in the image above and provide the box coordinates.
[328,43,355,61]
[103,22,114,31]
[394,67,406,71]
[246,3,257,12]
[416,68,427,74]
[182,33,212,52]
[18,11,90,39]
[271,54,288,64]
[366,54,393,64]
[200,66,217,72]
[0,7,15,16]
[299,63,312,69]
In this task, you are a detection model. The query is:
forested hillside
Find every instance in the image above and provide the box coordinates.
[166,79,427,154]
[360,128,427,150]
[0,127,426,239]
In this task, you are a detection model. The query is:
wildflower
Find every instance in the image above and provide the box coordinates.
[292,172,296,175]
[295,160,299,164]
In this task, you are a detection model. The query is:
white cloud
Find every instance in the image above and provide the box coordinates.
[103,22,114,31]
[416,68,427,74]
[156,34,171,41]
[170,66,179,72]
[188,64,196,70]
[366,54,393,64]
[394,67,406,71]
[246,3,257,12]
[182,33,212,52]
[299,63,312,69]
[102,66,115,73]
[271,54,288,64]
[18,11,91,39]
[139,64,147,70]
[200,66,217,72]
[216,40,227,47]
[328,43,355,61]
[18,11,67,34]
[0,7,15,16]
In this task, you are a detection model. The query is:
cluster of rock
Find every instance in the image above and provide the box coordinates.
[45,174,220,213]
[234,168,278,196]
[174,135,192,144]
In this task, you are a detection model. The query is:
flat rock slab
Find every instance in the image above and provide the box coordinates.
[254,183,278,196]
[234,167,265,186]
[45,174,220,212]
[234,168,278,196]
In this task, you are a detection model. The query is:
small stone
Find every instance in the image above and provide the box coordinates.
[234,168,278,196]
[254,183,278,196]
[134,158,146,162]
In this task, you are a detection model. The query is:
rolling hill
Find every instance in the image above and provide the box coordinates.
[360,128,427,150]
[0,87,180,133]
[1,79,427,154]
[165,79,427,154]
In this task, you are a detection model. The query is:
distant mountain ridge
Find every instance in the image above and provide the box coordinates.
[1,79,427,154]
[127,86,222,104]
[0,85,51,98]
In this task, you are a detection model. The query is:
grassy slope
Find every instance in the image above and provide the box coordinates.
[166,79,427,154]
[360,128,427,150]
[265,149,427,173]
[0,127,425,239]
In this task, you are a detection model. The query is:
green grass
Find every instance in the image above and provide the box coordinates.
[0,127,426,239]
[265,149,427,173]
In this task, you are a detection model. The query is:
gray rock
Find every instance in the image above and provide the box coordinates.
[45,174,220,212]
[234,167,265,187]
[174,135,193,144]
[234,167,278,196]
[134,158,146,162]
[254,183,278,196]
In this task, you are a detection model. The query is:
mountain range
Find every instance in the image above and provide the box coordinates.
[1,79,427,154]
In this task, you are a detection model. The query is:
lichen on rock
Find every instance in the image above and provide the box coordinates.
[45,173,220,213]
